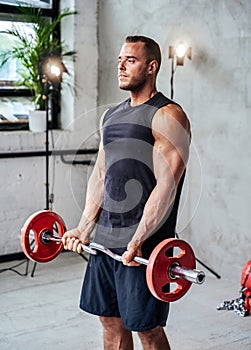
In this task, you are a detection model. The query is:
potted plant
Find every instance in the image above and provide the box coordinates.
[0,5,76,131]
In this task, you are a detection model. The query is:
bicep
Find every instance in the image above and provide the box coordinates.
[91,141,106,182]
[91,109,108,180]
[93,109,109,178]
[152,108,190,186]
[153,140,185,188]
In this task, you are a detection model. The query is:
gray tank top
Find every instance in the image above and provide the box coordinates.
[94,92,185,254]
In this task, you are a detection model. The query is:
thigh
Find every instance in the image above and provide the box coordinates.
[115,260,170,332]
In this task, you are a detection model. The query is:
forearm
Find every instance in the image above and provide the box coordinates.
[77,146,105,239]
[78,190,103,236]
[62,187,103,252]
[130,182,176,247]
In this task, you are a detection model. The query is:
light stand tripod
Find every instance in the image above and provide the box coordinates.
[28,57,69,277]
[30,77,51,277]
[169,44,221,279]
[45,78,50,211]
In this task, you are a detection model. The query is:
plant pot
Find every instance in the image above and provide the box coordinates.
[29,110,46,132]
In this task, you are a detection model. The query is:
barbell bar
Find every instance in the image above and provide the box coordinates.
[89,242,205,285]
[38,234,205,286]
[21,210,206,302]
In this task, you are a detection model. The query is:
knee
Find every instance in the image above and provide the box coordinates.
[138,326,170,349]
[137,325,164,341]
[100,317,134,350]
[99,316,123,330]
[99,316,112,329]
[137,327,152,342]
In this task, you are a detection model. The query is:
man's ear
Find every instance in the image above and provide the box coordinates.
[148,60,158,75]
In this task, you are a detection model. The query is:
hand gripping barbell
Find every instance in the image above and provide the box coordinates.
[21,210,206,302]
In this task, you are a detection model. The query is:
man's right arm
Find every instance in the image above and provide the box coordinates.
[80,140,106,230]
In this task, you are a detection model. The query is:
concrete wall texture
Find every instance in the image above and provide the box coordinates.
[1,0,250,280]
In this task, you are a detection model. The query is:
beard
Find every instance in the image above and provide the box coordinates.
[119,72,148,92]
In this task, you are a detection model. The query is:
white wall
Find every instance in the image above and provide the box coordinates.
[0,0,99,255]
[97,0,251,279]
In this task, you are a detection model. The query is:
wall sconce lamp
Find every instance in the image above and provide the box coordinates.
[169,42,192,99]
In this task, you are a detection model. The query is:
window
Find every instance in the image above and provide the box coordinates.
[0,0,60,130]
[0,0,53,9]
[0,20,35,85]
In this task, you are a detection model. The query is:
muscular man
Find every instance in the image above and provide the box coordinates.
[62,35,190,350]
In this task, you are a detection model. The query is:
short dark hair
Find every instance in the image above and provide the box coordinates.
[125,35,161,74]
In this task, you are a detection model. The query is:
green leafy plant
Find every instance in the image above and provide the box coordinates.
[0,5,76,110]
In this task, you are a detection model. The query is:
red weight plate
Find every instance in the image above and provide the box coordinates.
[241,260,251,290]
[21,210,66,263]
[146,238,196,302]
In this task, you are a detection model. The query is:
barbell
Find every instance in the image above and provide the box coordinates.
[21,210,206,302]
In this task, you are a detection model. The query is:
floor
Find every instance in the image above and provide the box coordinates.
[0,252,250,350]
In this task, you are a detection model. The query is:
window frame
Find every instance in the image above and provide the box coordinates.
[0,0,60,130]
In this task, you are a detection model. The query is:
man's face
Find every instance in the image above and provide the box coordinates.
[118,42,149,91]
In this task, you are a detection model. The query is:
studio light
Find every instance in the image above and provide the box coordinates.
[168,42,192,98]
[42,56,68,84]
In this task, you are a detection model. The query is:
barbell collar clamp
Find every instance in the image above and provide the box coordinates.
[170,263,206,285]
[41,231,60,244]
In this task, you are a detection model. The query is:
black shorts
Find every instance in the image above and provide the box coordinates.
[79,248,169,332]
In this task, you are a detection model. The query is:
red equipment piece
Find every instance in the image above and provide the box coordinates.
[21,210,66,263]
[146,238,196,302]
[21,211,205,302]
[241,260,251,315]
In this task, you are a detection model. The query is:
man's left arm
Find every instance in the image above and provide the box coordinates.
[122,104,190,265]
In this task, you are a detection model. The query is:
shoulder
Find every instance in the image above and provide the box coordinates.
[152,102,190,134]
[99,109,109,129]
[104,98,130,118]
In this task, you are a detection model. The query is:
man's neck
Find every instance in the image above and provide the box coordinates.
[129,87,158,106]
